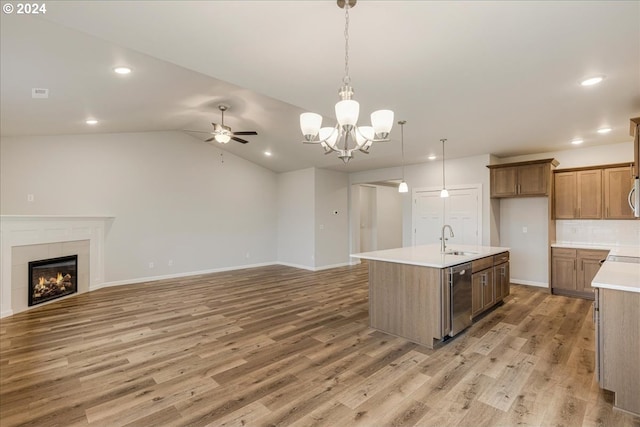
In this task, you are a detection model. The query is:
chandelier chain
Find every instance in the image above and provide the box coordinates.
[343,4,350,85]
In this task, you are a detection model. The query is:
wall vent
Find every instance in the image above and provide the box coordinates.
[31,88,49,99]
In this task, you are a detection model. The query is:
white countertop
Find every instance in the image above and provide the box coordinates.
[592,261,640,293]
[351,244,510,268]
[551,242,640,258]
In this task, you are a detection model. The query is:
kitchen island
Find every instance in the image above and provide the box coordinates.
[592,251,640,417]
[351,244,510,348]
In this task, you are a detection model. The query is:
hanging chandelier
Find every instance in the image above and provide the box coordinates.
[299,0,394,163]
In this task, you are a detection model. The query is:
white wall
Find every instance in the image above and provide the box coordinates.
[314,168,349,268]
[1,131,278,283]
[376,185,403,250]
[499,198,550,286]
[277,168,315,269]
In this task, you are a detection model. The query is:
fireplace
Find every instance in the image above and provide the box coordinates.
[28,255,78,306]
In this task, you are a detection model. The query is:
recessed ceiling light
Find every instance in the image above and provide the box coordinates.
[580,76,604,86]
[113,66,132,75]
[428,154,437,160]
[597,127,612,134]
[264,151,272,157]
[571,138,583,145]
[85,119,98,125]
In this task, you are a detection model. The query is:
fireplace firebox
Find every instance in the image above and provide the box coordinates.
[28,255,78,306]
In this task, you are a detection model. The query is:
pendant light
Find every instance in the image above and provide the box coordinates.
[398,120,408,193]
[440,138,449,198]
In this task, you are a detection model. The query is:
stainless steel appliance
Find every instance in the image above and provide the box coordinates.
[628,178,640,218]
[448,262,472,337]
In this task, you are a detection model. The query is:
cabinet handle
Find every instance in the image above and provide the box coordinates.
[574,259,576,271]
[606,207,609,217]
[581,259,583,271]
[578,207,581,217]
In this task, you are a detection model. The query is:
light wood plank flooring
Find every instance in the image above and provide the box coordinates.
[1,262,638,426]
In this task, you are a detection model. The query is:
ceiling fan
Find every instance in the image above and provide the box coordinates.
[187,105,258,144]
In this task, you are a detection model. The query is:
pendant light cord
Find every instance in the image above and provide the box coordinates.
[400,121,406,180]
[441,138,447,190]
[343,3,350,85]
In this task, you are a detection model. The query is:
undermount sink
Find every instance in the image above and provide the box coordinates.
[444,250,478,256]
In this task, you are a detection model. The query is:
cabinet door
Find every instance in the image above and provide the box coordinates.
[471,272,484,316]
[577,169,602,218]
[518,163,548,196]
[554,172,577,219]
[495,262,510,301]
[551,255,576,291]
[491,167,517,198]
[603,166,635,219]
[482,268,495,310]
[576,249,609,294]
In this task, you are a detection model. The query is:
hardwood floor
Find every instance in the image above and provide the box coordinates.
[1,262,638,427]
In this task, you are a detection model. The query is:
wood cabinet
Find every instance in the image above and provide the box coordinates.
[595,287,640,416]
[471,252,509,317]
[603,166,635,219]
[488,159,558,198]
[631,117,640,178]
[553,164,635,220]
[554,170,602,219]
[551,247,608,299]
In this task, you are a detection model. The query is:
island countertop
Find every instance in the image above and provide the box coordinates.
[351,244,510,268]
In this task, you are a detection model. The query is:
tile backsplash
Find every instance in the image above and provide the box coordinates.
[556,220,640,246]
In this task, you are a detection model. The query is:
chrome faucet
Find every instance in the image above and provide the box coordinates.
[441,224,455,253]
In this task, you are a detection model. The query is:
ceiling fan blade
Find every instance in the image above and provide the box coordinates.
[233,131,258,136]
[184,129,214,134]
[231,136,249,144]
[205,137,215,142]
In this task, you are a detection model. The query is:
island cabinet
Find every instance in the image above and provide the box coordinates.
[551,247,609,299]
[368,261,446,348]
[488,158,558,198]
[471,252,510,317]
[595,287,640,416]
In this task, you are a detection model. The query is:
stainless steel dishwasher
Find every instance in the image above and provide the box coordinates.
[449,262,472,337]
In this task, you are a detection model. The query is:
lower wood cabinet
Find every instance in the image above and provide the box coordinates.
[471,252,509,317]
[551,247,609,299]
[595,287,640,416]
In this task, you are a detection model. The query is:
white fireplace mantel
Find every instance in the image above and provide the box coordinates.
[0,215,113,318]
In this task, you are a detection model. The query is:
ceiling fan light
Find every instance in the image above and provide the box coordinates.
[300,112,322,140]
[215,133,231,144]
[335,99,359,128]
[371,109,394,139]
[398,181,409,193]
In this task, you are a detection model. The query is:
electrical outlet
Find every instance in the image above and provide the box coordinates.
[27,194,34,202]
[148,262,154,269]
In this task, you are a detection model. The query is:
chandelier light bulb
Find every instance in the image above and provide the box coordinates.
[335,100,360,128]
[371,110,394,138]
[300,113,322,140]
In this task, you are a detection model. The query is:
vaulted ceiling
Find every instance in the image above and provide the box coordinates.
[1,1,638,173]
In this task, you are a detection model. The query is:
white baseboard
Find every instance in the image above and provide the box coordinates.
[275,261,358,272]
[91,262,277,291]
[511,278,548,288]
[1,309,14,319]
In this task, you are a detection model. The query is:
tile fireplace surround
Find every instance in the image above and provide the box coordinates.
[0,216,112,318]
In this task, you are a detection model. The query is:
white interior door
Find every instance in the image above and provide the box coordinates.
[413,186,481,246]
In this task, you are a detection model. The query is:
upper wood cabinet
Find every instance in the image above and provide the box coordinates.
[553,163,634,220]
[488,159,558,198]
[631,117,640,178]
[603,166,635,219]
[554,169,602,219]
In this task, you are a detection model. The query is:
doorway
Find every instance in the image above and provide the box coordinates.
[412,185,482,247]
[352,183,403,254]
